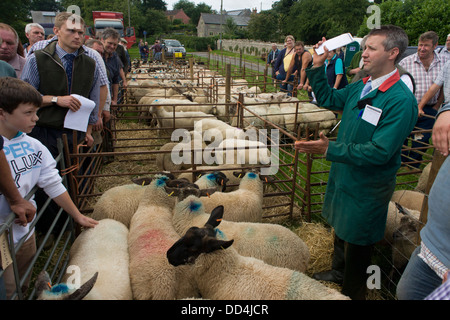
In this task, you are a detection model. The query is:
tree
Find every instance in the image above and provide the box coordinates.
[248,11,280,42]
[357,0,450,44]
[0,0,31,42]
[140,0,167,12]
[30,0,64,11]
[224,17,237,37]
[173,0,213,26]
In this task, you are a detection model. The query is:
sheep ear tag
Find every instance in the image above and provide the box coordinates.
[206,205,224,228]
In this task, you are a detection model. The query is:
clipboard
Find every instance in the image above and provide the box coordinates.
[315,33,355,55]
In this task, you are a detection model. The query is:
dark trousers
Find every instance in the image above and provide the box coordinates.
[401,105,437,168]
[276,73,294,96]
[334,235,374,300]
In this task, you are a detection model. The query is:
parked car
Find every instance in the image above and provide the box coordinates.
[161,39,186,58]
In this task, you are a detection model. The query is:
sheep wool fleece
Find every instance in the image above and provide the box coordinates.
[306,65,418,246]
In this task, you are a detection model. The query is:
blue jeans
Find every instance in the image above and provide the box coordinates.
[276,73,294,96]
[396,246,443,300]
[401,105,437,168]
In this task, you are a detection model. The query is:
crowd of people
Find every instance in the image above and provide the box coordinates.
[138,39,162,63]
[0,12,449,301]
[0,13,130,299]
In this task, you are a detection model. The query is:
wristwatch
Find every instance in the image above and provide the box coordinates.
[51,96,58,104]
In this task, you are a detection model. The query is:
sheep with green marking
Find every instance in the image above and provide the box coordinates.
[172,195,310,272]
[167,206,350,300]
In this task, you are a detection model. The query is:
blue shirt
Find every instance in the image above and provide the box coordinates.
[420,154,450,268]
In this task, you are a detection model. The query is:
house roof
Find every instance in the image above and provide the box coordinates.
[200,13,250,26]
[166,9,189,17]
[225,9,252,16]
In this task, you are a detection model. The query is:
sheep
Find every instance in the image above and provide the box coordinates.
[193,171,229,192]
[177,164,244,191]
[151,98,214,114]
[191,171,265,222]
[62,219,132,300]
[90,184,147,228]
[392,212,421,271]
[281,102,337,134]
[149,105,216,130]
[391,189,425,212]
[193,118,248,141]
[383,201,420,244]
[166,206,350,300]
[172,195,310,272]
[90,174,200,229]
[156,140,207,172]
[127,175,200,300]
[35,270,98,300]
[215,138,271,166]
[414,162,432,193]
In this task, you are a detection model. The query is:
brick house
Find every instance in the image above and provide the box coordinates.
[166,9,191,24]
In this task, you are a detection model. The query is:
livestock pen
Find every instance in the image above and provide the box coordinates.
[2,56,443,300]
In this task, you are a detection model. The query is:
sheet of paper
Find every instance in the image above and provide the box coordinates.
[362,104,382,126]
[316,33,355,55]
[63,94,96,132]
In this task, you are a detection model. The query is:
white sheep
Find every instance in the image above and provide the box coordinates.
[62,219,133,300]
[167,207,349,300]
[281,102,337,134]
[414,162,432,193]
[91,184,146,228]
[215,138,271,166]
[128,175,199,300]
[172,195,310,272]
[193,171,229,192]
[193,118,247,141]
[391,189,425,212]
[384,201,420,244]
[151,98,214,114]
[156,140,207,172]
[199,171,265,222]
[177,164,243,191]
[149,105,216,130]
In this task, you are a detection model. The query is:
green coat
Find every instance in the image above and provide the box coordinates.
[306,65,418,245]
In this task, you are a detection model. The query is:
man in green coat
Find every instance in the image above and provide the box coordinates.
[295,25,418,300]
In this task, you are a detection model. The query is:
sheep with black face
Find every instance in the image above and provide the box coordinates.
[167,206,349,300]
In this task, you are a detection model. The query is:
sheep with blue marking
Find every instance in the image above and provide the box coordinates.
[193,171,229,192]
[35,270,98,300]
[62,219,132,300]
[167,207,350,300]
[172,195,310,272]
[128,175,201,300]
[177,164,244,191]
[189,171,265,222]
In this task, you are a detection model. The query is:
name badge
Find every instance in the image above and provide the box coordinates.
[361,104,382,126]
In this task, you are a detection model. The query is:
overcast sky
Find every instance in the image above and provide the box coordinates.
[164,0,275,12]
